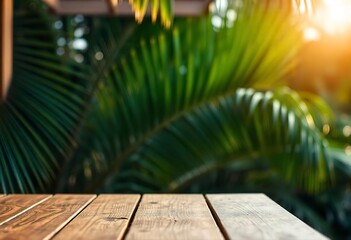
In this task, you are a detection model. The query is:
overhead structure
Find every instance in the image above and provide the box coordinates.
[1,0,317,102]
[43,0,210,15]
[43,0,211,27]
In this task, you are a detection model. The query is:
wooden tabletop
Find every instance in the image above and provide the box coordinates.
[0,194,328,240]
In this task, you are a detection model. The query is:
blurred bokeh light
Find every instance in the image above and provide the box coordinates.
[289,0,351,114]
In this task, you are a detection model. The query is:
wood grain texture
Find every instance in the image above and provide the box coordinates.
[54,194,140,240]
[206,194,329,240]
[0,195,52,225]
[0,0,13,100]
[126,194,224,240]
[0,194,96,240]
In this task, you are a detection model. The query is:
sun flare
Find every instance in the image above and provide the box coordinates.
[314,0,351,35]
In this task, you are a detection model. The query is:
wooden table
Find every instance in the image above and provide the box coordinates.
[0,194,328,240]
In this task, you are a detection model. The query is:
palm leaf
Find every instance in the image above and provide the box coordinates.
[0,2,89,193]
[111,88,333,193]
[59,3,305,192]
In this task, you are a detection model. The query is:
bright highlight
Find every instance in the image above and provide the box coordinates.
[313,0,351,35]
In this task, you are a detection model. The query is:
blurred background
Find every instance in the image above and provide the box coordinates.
[289,0,351,120]
[1,0,351,238]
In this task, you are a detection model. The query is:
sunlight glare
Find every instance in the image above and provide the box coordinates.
[215,0,228,13]
[299,0,307,14]
[313,0,351,35]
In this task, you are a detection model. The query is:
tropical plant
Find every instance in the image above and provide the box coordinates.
[56,0,342,192]
[0,1,90,193]
[58,4,304,191]
[1,0,350,238]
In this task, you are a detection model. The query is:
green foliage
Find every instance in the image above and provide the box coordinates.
[60,5,306,193]
[0,0,350,238]
[0,2,89,193]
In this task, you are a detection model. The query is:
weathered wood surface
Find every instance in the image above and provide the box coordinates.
[54,194,140,240]
[0,195,51,225]
[0,194,95,240]
[126,194,223,240]
[0,194,329,240]
[206,194,328,240]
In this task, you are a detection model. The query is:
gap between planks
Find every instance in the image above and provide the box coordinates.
[53,195,141,240]
[45,195,96,240]
[125,194,224,240]
[205,194,329,240]
[121,195,142,240]
[0,195,96,240]
[0,195,52,226]
[204,195,230,240]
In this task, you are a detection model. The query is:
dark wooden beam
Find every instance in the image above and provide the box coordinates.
[43,0,211,16]
[106,0,117,14]
[0,0,13,101]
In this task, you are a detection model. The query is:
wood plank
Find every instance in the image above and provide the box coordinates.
[54,194,140,240]
[0,194,96,240]
[126,194,224,240]
[206,194,329,240]
[0,195,52,225]
[0,0,13,100]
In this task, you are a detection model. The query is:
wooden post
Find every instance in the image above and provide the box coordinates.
[0,0,13,101]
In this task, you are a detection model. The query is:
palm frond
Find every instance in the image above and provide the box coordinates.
[0,2,89,193]
[59,3,305,192]
[113,88,334,193]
